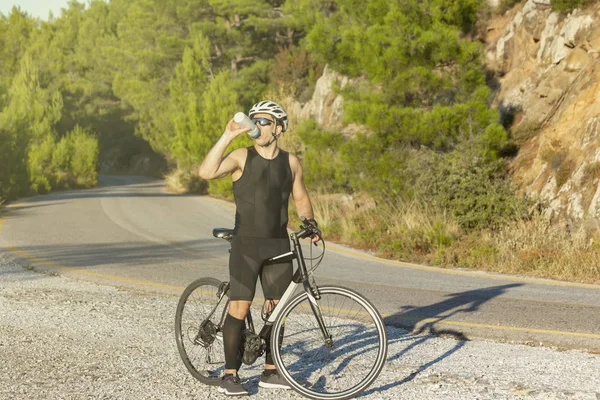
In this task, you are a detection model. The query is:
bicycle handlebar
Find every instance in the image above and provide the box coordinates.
[294,216,321,240]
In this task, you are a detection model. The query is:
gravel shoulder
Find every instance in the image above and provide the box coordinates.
[1,253,599,400]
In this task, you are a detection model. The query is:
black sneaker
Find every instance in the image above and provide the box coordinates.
[258,370,292,390]
[218,373,248,396]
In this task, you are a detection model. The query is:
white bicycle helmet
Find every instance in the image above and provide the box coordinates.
[248,100,288,132]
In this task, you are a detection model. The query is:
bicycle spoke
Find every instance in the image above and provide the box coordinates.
[273,287,387,400]
[175,278,228,386]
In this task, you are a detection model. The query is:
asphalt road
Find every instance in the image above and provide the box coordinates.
[1,175,600,351]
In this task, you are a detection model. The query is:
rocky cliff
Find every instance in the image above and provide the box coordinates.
[485,0,600,221]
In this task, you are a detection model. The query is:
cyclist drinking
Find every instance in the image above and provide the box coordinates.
[198,100,321,396]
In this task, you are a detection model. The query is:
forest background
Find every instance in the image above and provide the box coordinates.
[1,0,598,283]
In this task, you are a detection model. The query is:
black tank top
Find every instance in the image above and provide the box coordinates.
[233,146,293,238]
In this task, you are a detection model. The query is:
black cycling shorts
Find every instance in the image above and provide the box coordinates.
[228,236,293,302]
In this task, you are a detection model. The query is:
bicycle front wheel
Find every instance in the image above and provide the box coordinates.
[271,286,388,400]
[175,277,229,386]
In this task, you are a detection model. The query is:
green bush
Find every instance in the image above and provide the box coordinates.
[26,126,98,193]
[51,136,72,187]
[0,122,27,201]
[269,45,323,101]
[68,126,98,187]
[208,178,233,200]
[297,120,348,193]
[52,137,72,172]
[170,69,241,170]
[414,143,530,231]
[28,134,55,194]
[340,138,412,199]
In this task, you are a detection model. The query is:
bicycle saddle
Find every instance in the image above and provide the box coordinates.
[213,228,235,240]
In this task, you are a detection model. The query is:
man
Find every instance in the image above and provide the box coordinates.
[198,100,320,396]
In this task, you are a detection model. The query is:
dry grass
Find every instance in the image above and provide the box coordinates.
[511,120,541,145]
[306,193,461,259]
[304,191,600,284]
[491,216,600,283]
[164,168,208,194]
[583,162,600,186]
[164,170,187,193]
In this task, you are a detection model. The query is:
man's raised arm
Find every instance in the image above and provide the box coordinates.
[198,119,248,180]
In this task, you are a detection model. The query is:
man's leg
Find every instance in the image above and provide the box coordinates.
[223,300,251,375]
[262,299,279,371]
[258,240,293,390]
[258,298,292,389]
[219,300,252,396]
[225,236,261,375]
[220,236,260,396]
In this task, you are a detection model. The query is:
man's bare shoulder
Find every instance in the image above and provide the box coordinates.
[288,152,301,166]
[227,147,248,162]
[229,147,248,156]
[287,153,303,178]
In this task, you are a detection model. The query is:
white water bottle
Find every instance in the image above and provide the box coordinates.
[234,112,260,139]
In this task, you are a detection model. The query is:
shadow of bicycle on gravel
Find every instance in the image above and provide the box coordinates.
[237,284,522,398]
[359,283,522,397]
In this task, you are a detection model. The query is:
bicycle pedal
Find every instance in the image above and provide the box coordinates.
[242,332,263,365]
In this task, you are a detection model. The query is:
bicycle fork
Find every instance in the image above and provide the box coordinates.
[304,282,333,347]
[294,236,333,347]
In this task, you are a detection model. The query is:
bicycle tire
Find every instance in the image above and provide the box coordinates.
[175,277,232,386]
[271,285,388,400]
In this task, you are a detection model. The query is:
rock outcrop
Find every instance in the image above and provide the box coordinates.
[486,0,600,221]
[286,65,364,137]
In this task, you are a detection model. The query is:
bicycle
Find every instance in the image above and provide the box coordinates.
[175,218,388,400]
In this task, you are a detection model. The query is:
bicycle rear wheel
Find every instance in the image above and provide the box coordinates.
[271,285,388,400]
[175,277,230,386]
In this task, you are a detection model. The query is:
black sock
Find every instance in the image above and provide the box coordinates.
[223,314,245,370]
[264,325,284,366]
[265,332,273,366]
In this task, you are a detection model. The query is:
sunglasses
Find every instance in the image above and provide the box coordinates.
[251,117,275,127]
